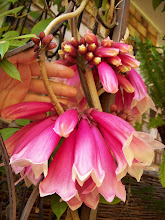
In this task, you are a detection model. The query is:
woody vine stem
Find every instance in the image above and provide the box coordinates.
[39,0,89,115]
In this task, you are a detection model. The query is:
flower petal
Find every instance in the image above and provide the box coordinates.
[98,62,118,93]
[1,102,53,120]
[39,130,77,201]
[72,119,105,187]
[53,108,79,137]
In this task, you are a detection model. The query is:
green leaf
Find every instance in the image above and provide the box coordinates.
[0,41,9,59]
[51,194,68,220]
[0,6,23,17]
[159,152,165,187]
[0,59,21,81]
[2,30,19,38]
[31,17,54,35]
[15,119,31,126]
[0,26,10,33]
[99,194,121,205]
[8,39,25,50]
[152,0,165,10]
[0,127,19,141]
[7,34,38,40]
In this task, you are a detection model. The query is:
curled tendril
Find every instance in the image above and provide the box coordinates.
[98,7,117,29]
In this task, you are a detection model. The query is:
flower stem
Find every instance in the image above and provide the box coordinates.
[39,51,64,115]
[85,65,103,111]
[39,0,88,115]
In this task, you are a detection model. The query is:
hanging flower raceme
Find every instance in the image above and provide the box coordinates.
[57,30,140,93]
[1,102,61,185]
[39,108,164,210]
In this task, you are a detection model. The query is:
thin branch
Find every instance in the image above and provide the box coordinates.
[0,134,16,220]
[20,179,41,220]
[85,65,103,111]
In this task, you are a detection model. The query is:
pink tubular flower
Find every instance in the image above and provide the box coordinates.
[41,108,126,210]
[118,54,140,68]
[95,47,119,57]
[126,68,156,114]
[2,102,61,184]
[111,42,133,53]
[98,61,118,93]
[116,73,134,93]
[91,110,164,179]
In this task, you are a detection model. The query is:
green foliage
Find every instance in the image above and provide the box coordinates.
[159,152,165,187]
[31,17,54,35]
[0,41,9,58]
[53,0,65,13]
[99,194,121,205]
[0,127,19,141]
[134,37,165,114]
[148,115,165,130]
[51,194,68,220]
[152,0,165,12]
[0,59,21,81]
[0,6,24,17]
[15,119,31,126]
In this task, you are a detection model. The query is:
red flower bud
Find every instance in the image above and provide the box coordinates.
[79,37,86,45]
[101,37,113,47]
[58,49,65,58]
[110,104,117,113]
[87,43,97,52]
[42,36,51,47]
[89,57,101,65]
[64,45,78,57]
[48,34,53,41]
[34,45,39,52]
[46,42,57,50]
[71,37,79,48]
[85,52,94,61]
[31,35,40,45]
[64,54,77,64]
[84,30,98,46]
[39,32,45,40]
[34,51,39,58]
[78,44,87,55]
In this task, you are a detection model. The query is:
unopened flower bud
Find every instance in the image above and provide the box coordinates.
[61,41,70,50]
[95,47,119,57]
[46,42,57,50]
[64,45,78,57]
[101,37,113,47]
[58,49,65,58]
[116,73,134,93]
[79,37,86,45]
[123,109,130,115]
[118,54,140,68]
[31,35,40,45]
[71,37,79,48]
[48,34,53,41]
[106,56,122,67]
[85,52,94,61]
[89,57,101,65]
[78,44,87,55]
[84,30,98,46]
[126,115,134,122]
[119,113,127,120]
[64,54,77,64]
[34,45,39,52]
[42,36,51,47]
[110,104,117,113]
[39,32,45,40]
[34,51,39,58]
[87,43,97,52]
[111,112,117,116]
[117,65,131,73]
[111,42,133,53]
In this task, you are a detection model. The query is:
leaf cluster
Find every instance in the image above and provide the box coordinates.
[134,37,165,115]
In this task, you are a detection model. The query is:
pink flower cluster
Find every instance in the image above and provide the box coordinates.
[1,30,164,211]
[1,103,164,210]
